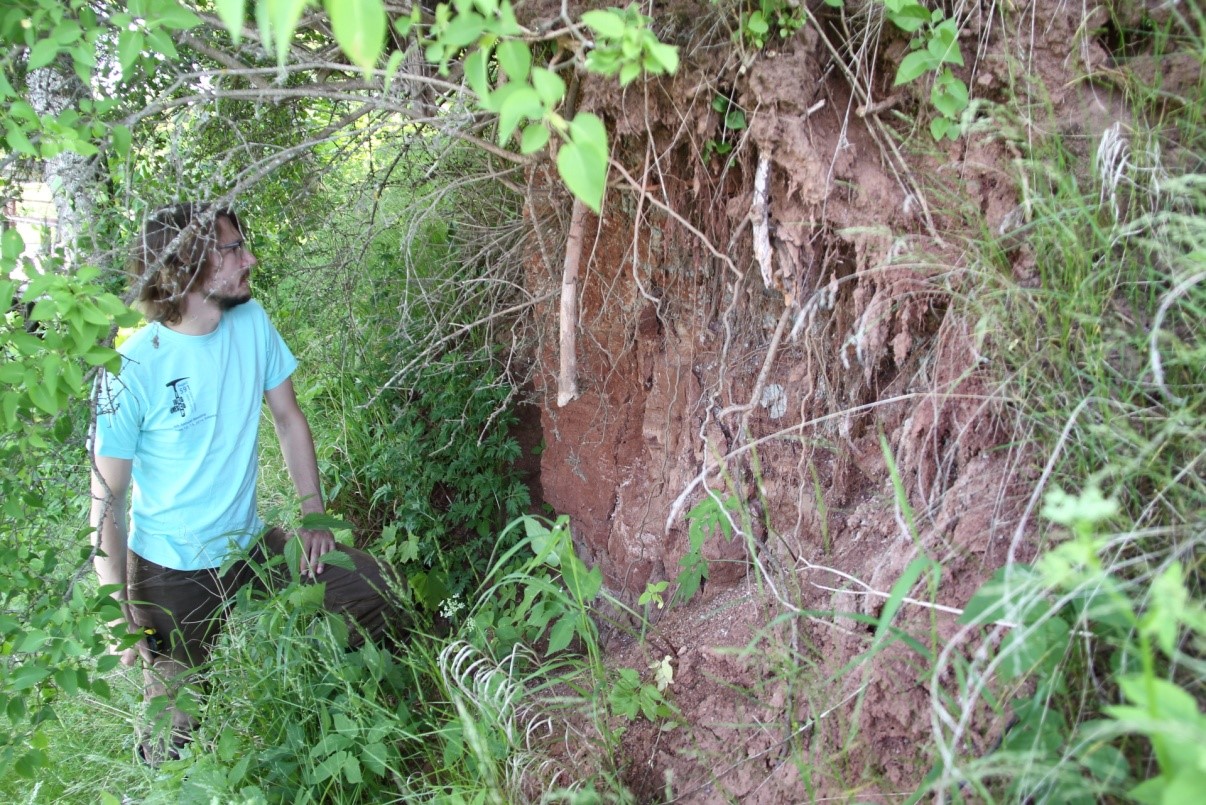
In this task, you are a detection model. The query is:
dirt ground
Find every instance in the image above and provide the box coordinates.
[509,1,1174,800]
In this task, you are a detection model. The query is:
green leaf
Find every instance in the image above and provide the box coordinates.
[463,47,491,99]
[496,38,531,83]
[299,512,354,532]
[52,20,82,45]
[562,555,602,601]
[530,66,566,107]
[546,614,575,653]
[2,227,24,259]
[264,0,309,64]
[519,123,550,154]
[27,39,60,70]
[110,124,131,157]
[895,49,938,85]
[214,0,245,43]
[525,516,560,567]
[556,115,609,213]
[887,5,930,33]
[497,85,542,146]
[569,112,608,162]
[441,13,486,49]
[383,50,405,90]
[29,299,57,322]
[645,41,679,74]
[360,741,389,776]
[581,10,625,39]
[4,123,35,156]
[152,1,203,30]
[931,70,969,117]
[618,61,640,86]
[325,0,386,74]
[117,30,143,78]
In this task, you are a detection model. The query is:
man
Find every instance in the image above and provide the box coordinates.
[90,203,404,762]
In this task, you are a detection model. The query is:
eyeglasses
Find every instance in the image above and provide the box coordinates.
[216,238,247,257]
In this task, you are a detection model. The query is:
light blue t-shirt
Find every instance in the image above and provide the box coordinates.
[93,300,297,570]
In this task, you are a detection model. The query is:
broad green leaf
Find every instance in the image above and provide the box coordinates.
[361,741,389,776]
[383,50,405,90]
[7,102,34,124]
[546,613,575,653]
[28,300,57,323]
[151,0,203,30]
[4,121,35,154]
[29,382,58,414]
[51,20,82,44]
[496,0,522,35]
[325,0,386,74]
[563,562,602,601]
[931,71,969,117]
[569,111,608,161]
[746,11,769,36]
[2,226,26,260]
[463,47,491,98]
[27,39,60,71]
[581,9,625,39]
[530,66,566,107]
[117,29,143,78]
[556,115,608,212]
[619,61,640,86]
[264,0,309,64]
[442,13,486,49]
[497,85,542,145]
[299,512,354,532]
[895,49,938,85]
[496,38,531,82]
[887,5,929,33]
[928,21,964,66]
[110,123,131,157]
[520,123,550,154]
[214,0,245,42]
[526,516,560,567]
[645,41,678,74]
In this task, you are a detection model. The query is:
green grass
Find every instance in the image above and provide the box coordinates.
[911,12,1206,799]
[0,669,150,803]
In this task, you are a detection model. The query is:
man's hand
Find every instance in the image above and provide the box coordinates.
[297,527,336,579]
[106,600,139,667]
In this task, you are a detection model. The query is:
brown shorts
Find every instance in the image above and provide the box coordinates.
[125,526,407,672]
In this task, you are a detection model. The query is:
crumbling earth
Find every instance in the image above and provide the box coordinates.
[509,1,1165,800]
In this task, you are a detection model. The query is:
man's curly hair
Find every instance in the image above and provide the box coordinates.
[130,203,241,324]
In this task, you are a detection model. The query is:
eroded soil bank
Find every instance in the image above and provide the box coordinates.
[509,1,1181,799]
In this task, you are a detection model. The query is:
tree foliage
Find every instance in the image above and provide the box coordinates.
[0,0,681,783]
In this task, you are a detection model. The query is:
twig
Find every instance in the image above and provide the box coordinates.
[751,153,773,290]
[1149,270,1203,406]
[610,159,743,281]
[558,199,587,407]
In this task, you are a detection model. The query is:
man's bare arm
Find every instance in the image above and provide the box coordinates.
[265,377,334,577]
[90,453,136,664]
[90,454,131,589]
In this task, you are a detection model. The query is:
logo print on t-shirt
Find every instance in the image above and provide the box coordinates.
[166,377,192,417]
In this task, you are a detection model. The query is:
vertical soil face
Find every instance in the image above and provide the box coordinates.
[516,1,1139,798]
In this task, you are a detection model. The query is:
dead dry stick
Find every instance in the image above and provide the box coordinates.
[558,199,587,407]
[752,153,773,290]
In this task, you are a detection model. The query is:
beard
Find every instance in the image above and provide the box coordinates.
[215,291,252,310]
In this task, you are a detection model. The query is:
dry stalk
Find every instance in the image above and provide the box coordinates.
[558,199,587,407]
